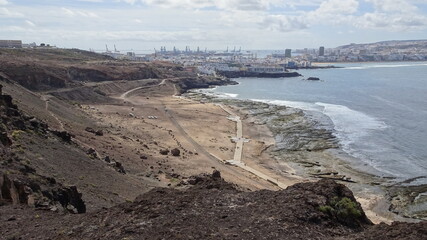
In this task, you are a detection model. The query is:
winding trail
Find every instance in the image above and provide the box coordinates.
[41,94,65,131]
[121,81,289,189]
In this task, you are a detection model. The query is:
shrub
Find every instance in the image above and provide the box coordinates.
[334,197,362,219]
[11,130,25,140]
[319,197,362,226]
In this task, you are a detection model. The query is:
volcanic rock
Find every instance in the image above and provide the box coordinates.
[159,149,169,155]
[170,148,180,156]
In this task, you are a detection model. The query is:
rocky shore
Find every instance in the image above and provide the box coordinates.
[217,70,301,78]
[184,90,427,222]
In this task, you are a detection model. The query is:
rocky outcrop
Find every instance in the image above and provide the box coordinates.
[0,171,425,239]
[174,76,238,94]
[0,86,86,213]
[63,173,378,239]
[217,70,301,78]
[236,101,339,151]
[85,127,103,136]
[0,49,165,91]
[0,172,86,213]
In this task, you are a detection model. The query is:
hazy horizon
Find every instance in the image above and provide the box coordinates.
[1,0,427,51]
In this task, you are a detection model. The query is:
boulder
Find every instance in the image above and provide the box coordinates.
[159,149,169,155]
[51,130,72,142]
[103,156,111,163]
[170,148,180,157]
[0,132,12,146]
[85,127,96,134]
[114,162,126,174]
[212,170,221,179]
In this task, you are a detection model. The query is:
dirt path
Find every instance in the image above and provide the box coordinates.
[40,94,65,131]
[118,82,291,189]
[218,104,289,189]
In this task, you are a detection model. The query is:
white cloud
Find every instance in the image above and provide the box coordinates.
[127,0,281,10]
[25,20,36,27]
[117,0,139,4]
[78,0,104,2]
[366,0,418,13]
[353,0,427,31]
[260,15,308,32]
[0,0,8,6]
[0,7,24,17]
[354,12,427,31]
[2,0,427,50]
[216,0,271,11]
[62,7,75,16]
[315,0,359,15]
[61,7,98,18]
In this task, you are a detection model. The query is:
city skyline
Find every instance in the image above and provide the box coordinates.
[1,0,427,51]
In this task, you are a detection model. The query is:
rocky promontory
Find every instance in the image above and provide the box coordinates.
[217,70,301,78]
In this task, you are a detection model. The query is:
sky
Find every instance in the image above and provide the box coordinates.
[1,0,427,52]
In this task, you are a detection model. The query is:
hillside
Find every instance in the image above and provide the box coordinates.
[0,49,426,239]
[336,39,427,51]
[0,48,185,90]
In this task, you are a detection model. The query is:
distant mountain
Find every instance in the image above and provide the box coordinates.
[336,39,427,50]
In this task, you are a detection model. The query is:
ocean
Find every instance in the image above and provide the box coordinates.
[203,62,427,184]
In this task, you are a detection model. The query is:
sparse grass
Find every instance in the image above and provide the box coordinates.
[12,143,25,154]
[170,178,179,183]
[11,130,25,140]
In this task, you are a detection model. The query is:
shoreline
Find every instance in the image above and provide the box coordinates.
[183,89,426,223]
[313,60,427,65]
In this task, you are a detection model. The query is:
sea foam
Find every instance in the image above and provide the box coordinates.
[196,89,238,98]
[252,99,387,155]
[344,63,427,70]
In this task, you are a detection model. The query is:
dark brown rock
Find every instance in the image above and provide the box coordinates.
[159,149,169,155]
[85,127,96,134]
[51,130,72,142]
[170,148,180,157]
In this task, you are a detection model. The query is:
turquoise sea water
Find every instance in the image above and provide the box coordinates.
[204,62,427,184]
